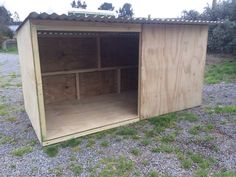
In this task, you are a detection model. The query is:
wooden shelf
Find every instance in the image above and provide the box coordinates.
[45,91,138,140]
[42,65,138,76]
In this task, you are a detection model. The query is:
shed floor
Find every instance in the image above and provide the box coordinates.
[45,91,138,140]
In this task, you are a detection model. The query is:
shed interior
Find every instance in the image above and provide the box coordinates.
[38,31,139,140]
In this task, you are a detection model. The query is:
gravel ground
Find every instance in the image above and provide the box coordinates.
[0,53,235,177]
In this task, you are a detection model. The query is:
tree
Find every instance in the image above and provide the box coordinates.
[71,0,87,9]
[181,0,236,55]
[98,2,114,11]
[181,10,201,20]
[0,6,13,41]
[118,3,134,18]
[13,12,20,22]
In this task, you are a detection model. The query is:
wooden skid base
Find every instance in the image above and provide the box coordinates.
[44,92,138,145]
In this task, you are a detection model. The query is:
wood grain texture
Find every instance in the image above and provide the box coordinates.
[79,70,117,98]
[140,24,208,118]
[120,68,138,92]
[42,74,76,104]
[16,21,42,142]
[45,92,138,141]
[38,37,98,72]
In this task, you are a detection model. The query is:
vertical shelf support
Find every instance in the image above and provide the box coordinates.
[97,34,101,69]
[76,73,80,100]
[117,69,121,93]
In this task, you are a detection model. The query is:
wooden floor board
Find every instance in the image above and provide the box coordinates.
[45,91,138,140]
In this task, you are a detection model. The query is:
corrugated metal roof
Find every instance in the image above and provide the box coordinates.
[17,12,223,32]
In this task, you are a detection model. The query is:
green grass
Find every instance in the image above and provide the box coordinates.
[86,138,95,148]
[205,105,236,114]
[43,145,59,157]
[148,170,159,177]
[100,140,109,147]
[160,132,177,143]
[60,138,81,148]
[188,124,215,135]
[70,163,83,176]
[195,168,209,177]
[0,47,18,54]
[178,112,199,122]
[214,170,236,177]
[130,148,140,156]
[5,117,17,123]
[0,134,14,144]
[152,144,176,154]
[91,156,134,177]
[205,60,236,84]
[0,104,8,116]
[141,139,151,146]
[188,152,216,169]
[11,146,33,157]
[181,158,193,169]
[116,126,137,136]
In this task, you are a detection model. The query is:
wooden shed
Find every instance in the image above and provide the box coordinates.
[16,12,221,146]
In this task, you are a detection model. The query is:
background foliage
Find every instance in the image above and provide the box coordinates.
[182,0,236,55]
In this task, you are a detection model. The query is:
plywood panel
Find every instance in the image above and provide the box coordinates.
[42,74,76,104]
[38,37,98,72]
[100,35,139,67]
[121,68,138,92]
[79,70,117,97]
[17,21,42,141]
[140,24,208,118]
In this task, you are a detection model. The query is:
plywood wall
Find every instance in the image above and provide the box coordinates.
[17,21,42,141]
[140,24,208,118]
[100,35,139,67]
[38,37,98,72]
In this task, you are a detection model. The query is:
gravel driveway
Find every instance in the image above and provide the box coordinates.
[0,53,235,177]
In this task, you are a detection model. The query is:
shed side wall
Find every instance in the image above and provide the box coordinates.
[140,24,208,118]
[17,21,42,142]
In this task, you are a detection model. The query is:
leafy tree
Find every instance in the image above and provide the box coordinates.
[118,3,134,18]
[0,6,13,41]
[98,2,114,11]
[181,0,236,55]
[71,0,87,9]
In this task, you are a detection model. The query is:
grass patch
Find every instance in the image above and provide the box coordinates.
[5,117,17,123]
[0,104,8,116]
[60,138,81,148]
[204,60,236,84]
[141,139,151,146]
[0,47,18,54]
[43,145,59,157]
[86,138,95,148]
[195,168,209,177]
[206,105,236,114]
[188,152,216,169]
[130,148,140,156]
[91,156,134,176]
[11,146,33,157]
[214,170,236,177]
[188,124,215,135]
[70,163,83,176]
[178,112,199,122]
[160,132,177,143]
[152,144,176,154]
[181,158,193,169]
[100,140,109,147]
[148,170,159,177]
[0,134,14,144]
[116,126,137,136]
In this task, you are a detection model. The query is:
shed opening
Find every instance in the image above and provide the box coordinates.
[38,31,139,140]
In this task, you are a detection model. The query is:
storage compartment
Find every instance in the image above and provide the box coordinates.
[38,32,139,140]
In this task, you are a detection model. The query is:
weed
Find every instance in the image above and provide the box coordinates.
[189,125,202,135]
[214,169,236,177]
[145,130,156,138]
[70,163,83,176]
[130,148,140,156]
[43,145,59,157]
[0,135,14,144]
[181,158,193,169]
[215,105,236,114]
[142,160,149,166]
[148,170,159,177]
[100,140,109,147]
[11,146,33,157]
[9,72,17,78]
